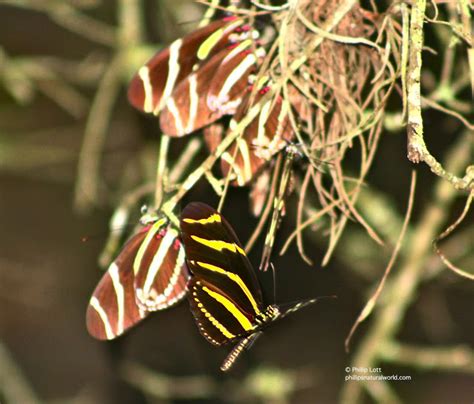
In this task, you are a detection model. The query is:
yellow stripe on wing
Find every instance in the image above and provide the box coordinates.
[194,261,261,315]
[90,297,115,340]
[197,28,225,60]
[133,218,167,276]
[193,293,235,339]
[182,213,221,224]
[202,286,254,332]
[190,235,245,255]
[197,19,243,60]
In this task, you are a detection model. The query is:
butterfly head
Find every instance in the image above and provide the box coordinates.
[140,205,157,224]
[257,304,281,325]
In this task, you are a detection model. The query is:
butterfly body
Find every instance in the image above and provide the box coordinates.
[188,276,281,346]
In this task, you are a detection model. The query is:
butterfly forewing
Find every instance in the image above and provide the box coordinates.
[86,219,189,340]
[206,43,265,115]
[158,46,232,136]
[128,17,245,115]
[180,203,266,342]
[86,230,148,340]
[159,39,260,137]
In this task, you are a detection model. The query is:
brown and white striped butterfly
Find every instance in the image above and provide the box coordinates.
[128,16,252,117]
[86,215,189,340]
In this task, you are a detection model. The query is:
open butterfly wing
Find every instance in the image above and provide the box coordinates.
[86,220,190,340]
[128,17,245,115]
[159,40,258,136]
[180,202,265,344]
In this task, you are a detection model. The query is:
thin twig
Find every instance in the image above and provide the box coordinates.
[98,182,154,268]
[168,138,202,185]
[406,0,473,192]
[74,0,143,212]
[245,160,281,253]
[379,341,474,373]
[155,135,170,208]
[433,190,474,280]
[345,170,417,351]
[74,54,123,212]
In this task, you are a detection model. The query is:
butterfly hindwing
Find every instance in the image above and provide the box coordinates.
[86,230,148,340]
[188,277,254,346]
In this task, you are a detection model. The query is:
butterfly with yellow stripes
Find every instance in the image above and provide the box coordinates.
[180,202,318,371]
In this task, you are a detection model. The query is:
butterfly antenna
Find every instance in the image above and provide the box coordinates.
[278,295,337,318]
[270,262,277,304]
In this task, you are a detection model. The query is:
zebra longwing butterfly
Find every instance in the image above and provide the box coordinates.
[159,38,265,137]
[86,216,189,340]
[128,16,248,116]
[180,202,318,371]
[219,86,294,186]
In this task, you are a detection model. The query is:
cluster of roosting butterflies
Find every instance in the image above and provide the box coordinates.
[86,3,318,371]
